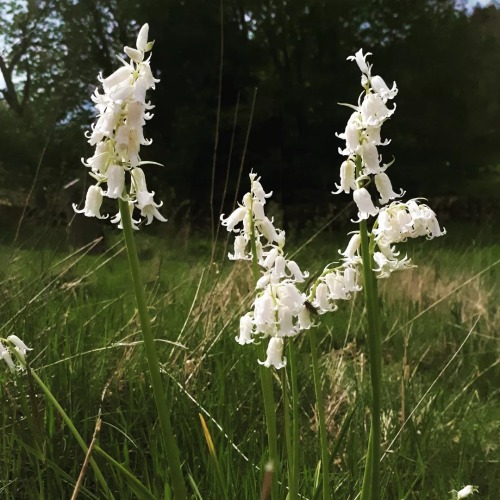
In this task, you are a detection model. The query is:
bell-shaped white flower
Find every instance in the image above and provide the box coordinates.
[324,271,349,300]
[375,172,404,204]
[251,174,273,202]
[313,283,333,312]
[257,216,283,244]
[277,283,304,313]
[333,159,357,194]
[361,93,395,128]
[343,266,362,292]
[347,49,372,75]
[82,140,111,174]
[220,207,247,233]
[364,125,390,147]
[136,190,168,224]
[253,291,276,334]
[127,101,150,130]
[353,188,379,221]
[455,485,478,499]
[373,251,413,278]
[105,165,126,199]
[286,260,308,282]
[261,247,279,269]
[370,75,398,101]
[277,306,296,336]
[361,141,383,174]
[73,185,108,219]
[252,200,266,221]
[7,335,32,358]
[229,235,248,260]
[258,337,286,369]
[236,313,255,345]
[340,233,361,264]
[101,65,133,94]
[340,113,362,154]
[0,341,16,372]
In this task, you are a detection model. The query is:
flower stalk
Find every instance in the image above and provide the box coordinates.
[74,23,185,499]
[288,340,300,499]
[332,49,445,498]
[248,201,279,500]
[222,173,314,498]
[308,328,331,500]
[358,216,382,500]
[119,198,186,500]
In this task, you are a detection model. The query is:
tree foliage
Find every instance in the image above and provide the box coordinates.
[0,0,499,222]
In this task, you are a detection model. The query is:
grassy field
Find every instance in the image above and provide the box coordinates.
[0,218,498,499]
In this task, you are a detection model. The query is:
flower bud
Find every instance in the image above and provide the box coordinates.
[136,24,150,52]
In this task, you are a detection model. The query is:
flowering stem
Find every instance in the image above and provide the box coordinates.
[282,361,294,498]
[282,340,299,499]
[248,199,279,499]
[257,347,279,498]
[358,216,382,500]
[118,199,187,500]
[308,328,331,500]
[289,340,300,499]
[24,365,113,498]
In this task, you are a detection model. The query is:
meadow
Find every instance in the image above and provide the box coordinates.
[0,215,498,499]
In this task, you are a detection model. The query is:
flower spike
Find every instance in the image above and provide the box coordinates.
[75,24,166,229]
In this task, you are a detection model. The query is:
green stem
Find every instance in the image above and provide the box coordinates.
[26,366,113,498]
[248,195,279,499]
[308,329,330,500]
[257,345,279,499]
[358,216,382,500]
[282,343,299,500]
[282,362,293,498]
[118,199,186,500]
[289,340,300,499]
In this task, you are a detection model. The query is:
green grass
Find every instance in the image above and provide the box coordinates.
[0,219,498,499]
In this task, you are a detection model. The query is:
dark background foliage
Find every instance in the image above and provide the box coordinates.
[1,0,499,231]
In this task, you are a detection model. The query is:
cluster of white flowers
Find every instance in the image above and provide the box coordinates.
[334,49,445,278]
[310,232,363,314]
[371,200,446,277]
[224,51,446,368]
[74,24,167,229]
[221,173,312,369]
[0,335,32,372]
[335,48,402,219]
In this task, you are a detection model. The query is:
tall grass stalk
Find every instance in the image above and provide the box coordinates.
[21,362,113,498]
[199,413,228,500]
[118,199,186,500]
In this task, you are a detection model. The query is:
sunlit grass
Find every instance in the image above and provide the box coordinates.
[0,220,498,498]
